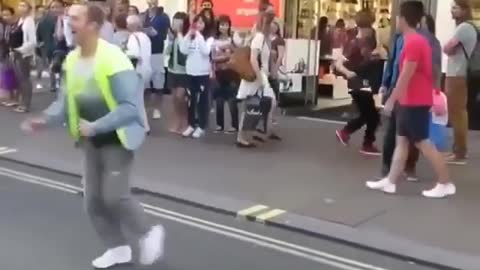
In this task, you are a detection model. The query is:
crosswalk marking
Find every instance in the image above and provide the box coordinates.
[237,205,269,217]
[237,205,287,223]
[255,209,287,223]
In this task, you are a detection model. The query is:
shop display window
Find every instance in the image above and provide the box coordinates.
[473,0,480,26]
[283,0,393,39]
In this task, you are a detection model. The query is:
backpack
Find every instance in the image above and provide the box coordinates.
[460,22,480,78]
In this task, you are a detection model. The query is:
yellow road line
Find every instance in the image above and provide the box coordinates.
[237,205,269,217]
[256,209,286,223]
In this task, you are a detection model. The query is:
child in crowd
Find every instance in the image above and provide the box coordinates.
[180,13,214,139]
[165,11,190,134]
[212,15,239,134]
[430,89,449,153]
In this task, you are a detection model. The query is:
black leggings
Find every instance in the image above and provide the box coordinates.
[187,75,210,129]
[215,71,239,130]
[343,90,380,145]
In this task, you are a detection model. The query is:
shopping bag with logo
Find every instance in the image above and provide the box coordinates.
[242,87,272,131]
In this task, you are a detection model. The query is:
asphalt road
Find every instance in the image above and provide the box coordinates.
[0,160,439,270]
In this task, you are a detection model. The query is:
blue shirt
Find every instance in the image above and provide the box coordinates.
[381,32,403,93]
[143,9,170,54]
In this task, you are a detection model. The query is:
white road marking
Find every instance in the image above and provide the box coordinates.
[144,209,367,270]
[0,167,83,191]
[297,116,346,125]
[0,171,78,194]
[0,149,17,155]
[0,167,389,270]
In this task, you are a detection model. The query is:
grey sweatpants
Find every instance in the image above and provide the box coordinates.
[83,142,150,248]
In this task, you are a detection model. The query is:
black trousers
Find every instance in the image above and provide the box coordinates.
[214,71,239,130]
[187,75,210,129]
[344,90,379,145]
[381,107,420,176]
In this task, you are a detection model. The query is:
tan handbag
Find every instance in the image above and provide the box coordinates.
[227,47,257,82]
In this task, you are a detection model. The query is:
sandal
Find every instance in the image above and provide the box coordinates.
[269,133,282,141]
[3,101,18,107]
[14,106,28,113]
[236,141,256,148]
[252,135,266,143]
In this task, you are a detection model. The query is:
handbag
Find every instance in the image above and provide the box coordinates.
[242,87,272,131]
[227,46,256,82]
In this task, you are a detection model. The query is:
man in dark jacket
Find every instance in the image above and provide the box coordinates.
[36,5,56,89]
[143,0,170,120]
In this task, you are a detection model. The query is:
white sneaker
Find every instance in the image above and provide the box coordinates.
[192,128,205,139]
[422,183,456,198]
[36,83,43,89]
[152,109,161,120]
[91,245,132,269]
[366,178,396,194]
[182,126,195,137]
[139,225,165,265]
[41,71,50,78]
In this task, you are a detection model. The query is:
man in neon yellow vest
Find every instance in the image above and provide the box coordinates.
[21,4,164,269]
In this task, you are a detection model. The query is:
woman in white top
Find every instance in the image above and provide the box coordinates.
[125,14,153,133]
[236,8,276,147]
[179,13,214,139]
[12,0,36,113]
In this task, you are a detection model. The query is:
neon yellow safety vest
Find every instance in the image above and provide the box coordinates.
[64,39,134,147]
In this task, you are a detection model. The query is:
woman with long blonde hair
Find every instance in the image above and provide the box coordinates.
[236,6,277,147]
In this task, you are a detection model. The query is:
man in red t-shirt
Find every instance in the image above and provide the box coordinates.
[366,1,455,198]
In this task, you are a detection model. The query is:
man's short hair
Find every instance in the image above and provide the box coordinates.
[86,3,105,28]
[400,1,424,28]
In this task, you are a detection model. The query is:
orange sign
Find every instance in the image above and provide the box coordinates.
[197,0,280,28]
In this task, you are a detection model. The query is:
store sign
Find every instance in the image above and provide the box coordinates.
[200,0,280,28]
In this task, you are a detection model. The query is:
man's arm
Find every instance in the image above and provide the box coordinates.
[91,70,140,135]
[443,23,473,55]
[388,61,417,102]
[387,36,420,103]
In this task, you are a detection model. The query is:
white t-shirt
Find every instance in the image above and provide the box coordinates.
[180,33,214,76]
[236,32,275,100]
[17,16,36,57]
[125,32,152,83]
[446,22,477,77]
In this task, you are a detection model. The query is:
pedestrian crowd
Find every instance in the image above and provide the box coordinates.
[1,0,479,199]
[333,0,478,198]
[0,0,284,148]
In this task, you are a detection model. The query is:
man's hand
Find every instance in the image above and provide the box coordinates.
[379,86,387,95]
[79,119,95,137]
[345,71,356,79]
[383,98,395,116]
[145,26,158,37]
[21,116,47,133]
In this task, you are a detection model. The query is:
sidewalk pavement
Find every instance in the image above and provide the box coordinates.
[1,92,479,269]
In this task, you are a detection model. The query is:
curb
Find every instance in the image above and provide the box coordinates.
[0,155,475,270]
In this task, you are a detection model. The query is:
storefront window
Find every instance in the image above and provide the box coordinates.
[473,0,480,26]
[284,0,393,39]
